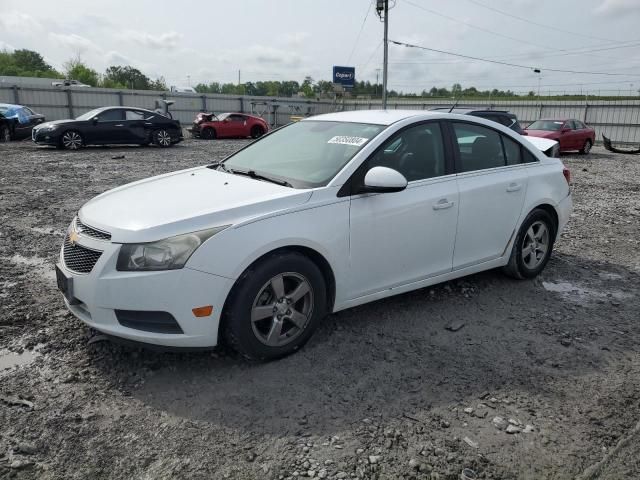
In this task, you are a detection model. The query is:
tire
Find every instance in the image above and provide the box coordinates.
[579,139,592,155]
[250,125,265,139]
[201,128,216,140]
[222,251,327,361]
[502,209,556,280]
[0,125,10,143]
[153,129,172,147]
[60,130,84,150]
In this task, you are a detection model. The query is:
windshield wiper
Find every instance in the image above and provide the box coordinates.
[208,162,231,173]
[229,169,293,188]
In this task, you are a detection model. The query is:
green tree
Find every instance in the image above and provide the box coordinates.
[64,57,100,86]
[104,66,151,90]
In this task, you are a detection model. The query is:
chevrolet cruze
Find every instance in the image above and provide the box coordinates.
[56,110,572,360]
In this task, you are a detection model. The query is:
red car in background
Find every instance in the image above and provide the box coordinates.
[524,118,595,154]
[189,112,269,140]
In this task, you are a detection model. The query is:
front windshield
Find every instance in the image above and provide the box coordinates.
[527,120,564,131]
[223,120,385,187]
[75,108,105,121]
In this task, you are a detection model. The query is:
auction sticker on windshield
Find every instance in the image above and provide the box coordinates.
[328,136,369,147]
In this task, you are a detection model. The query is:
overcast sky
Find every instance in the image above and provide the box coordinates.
[1,0,640,94]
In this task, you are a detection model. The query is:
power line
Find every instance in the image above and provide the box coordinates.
[465,0,627,44]
[347,0,373,64]
[357,39,383,71]
[390,39,640,77]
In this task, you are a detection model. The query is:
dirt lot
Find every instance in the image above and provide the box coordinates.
[0,138,639,480]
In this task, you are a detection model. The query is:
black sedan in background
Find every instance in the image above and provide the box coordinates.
[0,103,47,140]
[32,107,183,149]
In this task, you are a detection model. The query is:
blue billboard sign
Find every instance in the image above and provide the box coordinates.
[333,66,355,88]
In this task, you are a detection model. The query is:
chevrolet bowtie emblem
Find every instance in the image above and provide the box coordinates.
[69,230,79,245]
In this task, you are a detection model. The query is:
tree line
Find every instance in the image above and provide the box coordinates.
[1,48,531,98]
[0,49,166,90]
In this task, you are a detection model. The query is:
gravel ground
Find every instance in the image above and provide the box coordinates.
[0,138,639,480]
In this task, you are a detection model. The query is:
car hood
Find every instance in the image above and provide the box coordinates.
[35,119,79,129]
[79,167,312,243]
[524,130,560,139]
[522,135,559,152]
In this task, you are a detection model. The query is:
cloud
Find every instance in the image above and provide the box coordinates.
[0,41,16,52]
[105,51,132,66]
[0,12,44,32]
[595,0,640,16]
[49,33,100,54]
[123,31,183,50]
[280,32,311,47]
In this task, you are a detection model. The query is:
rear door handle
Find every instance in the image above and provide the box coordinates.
[506,183,522,192]
[433,199,454,210]
[115,124,124,127]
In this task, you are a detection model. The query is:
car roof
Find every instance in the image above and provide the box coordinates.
[0,103,23,109]
[308,110,444,126]
[537,118,572,121]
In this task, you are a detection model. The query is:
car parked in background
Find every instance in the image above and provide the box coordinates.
[432,107,559,157]
[32,106,183,149]
[52,79,91,88]
[431,108,526,135]
[56,110,571,359]
[525,119,595,154]
[189,112,269,139]
[0,103,46,140]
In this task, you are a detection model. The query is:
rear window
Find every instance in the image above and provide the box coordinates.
[528,120,563,131]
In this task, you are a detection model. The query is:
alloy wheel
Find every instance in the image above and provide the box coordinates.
[1,127,9,142]
[583,141,592,154]
[62,131,82,150]
[251,272,314,347]
[156,130,171,146]
[521,221,549,269]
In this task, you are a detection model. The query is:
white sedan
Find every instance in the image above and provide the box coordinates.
[56,110,572,359]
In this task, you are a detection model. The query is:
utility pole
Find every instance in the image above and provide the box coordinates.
[377,0,389,109]
[375,68,381,97]
[238,69,241,86]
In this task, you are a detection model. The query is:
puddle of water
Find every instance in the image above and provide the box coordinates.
[0,349,37,375]
[9,254,56,283]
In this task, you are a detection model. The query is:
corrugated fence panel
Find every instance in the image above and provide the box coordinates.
[2,85,640,143]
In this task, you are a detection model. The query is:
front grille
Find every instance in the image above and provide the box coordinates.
[75,218,111,241]
[63,235,102,274]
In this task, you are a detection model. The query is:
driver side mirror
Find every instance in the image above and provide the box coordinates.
[561,127,570,134]
[92,117,99,124]
[362,166,407,193]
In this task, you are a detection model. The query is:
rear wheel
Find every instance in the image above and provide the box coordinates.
[60,130,83,150]
[201,127,216,140]
[223,251,327,361]
[153,129,172,147]
[503,209,556,279]
[250,125,265,139]
[0,125,10,143]
[579,139,592,155]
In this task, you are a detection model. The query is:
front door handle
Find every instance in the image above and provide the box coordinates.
[506,183,522,192]
[433,199,454,210]
[114,124,124,127]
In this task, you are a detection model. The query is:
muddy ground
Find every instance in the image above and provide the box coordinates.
[0,138,638,480]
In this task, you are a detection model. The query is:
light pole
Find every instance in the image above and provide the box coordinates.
[376,0,389,109]
[533,68,541,99]
[375,68,381,98]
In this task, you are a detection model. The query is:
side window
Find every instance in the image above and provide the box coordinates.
[126,110,145,121]
[229,115,245,122]
[563,121,574,130]
[368,123,446,181]
[452,123,505,173]
[98,109,125,122]
[575,120,586,129]
[502,135,522,165]
[523,148,538,163]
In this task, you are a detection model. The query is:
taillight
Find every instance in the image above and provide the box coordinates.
[562,167,571,185]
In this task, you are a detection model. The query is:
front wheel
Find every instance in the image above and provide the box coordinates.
[223,252,327,361]
[60,130,84,150]
[0,125,10,143]
[579,139,592,155]
[153,129,172,147]
[201,128,216,140]
[503,209,556,280]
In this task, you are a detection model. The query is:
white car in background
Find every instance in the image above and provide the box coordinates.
[56,110,572,360]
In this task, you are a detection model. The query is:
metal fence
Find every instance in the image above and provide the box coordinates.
[2,85,639,144]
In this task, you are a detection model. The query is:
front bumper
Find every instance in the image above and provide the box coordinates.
[57,231,234,348]
[32,128,59,146]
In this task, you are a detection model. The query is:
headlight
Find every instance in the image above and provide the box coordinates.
[40,124,58,132]
[116,226,229,271]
